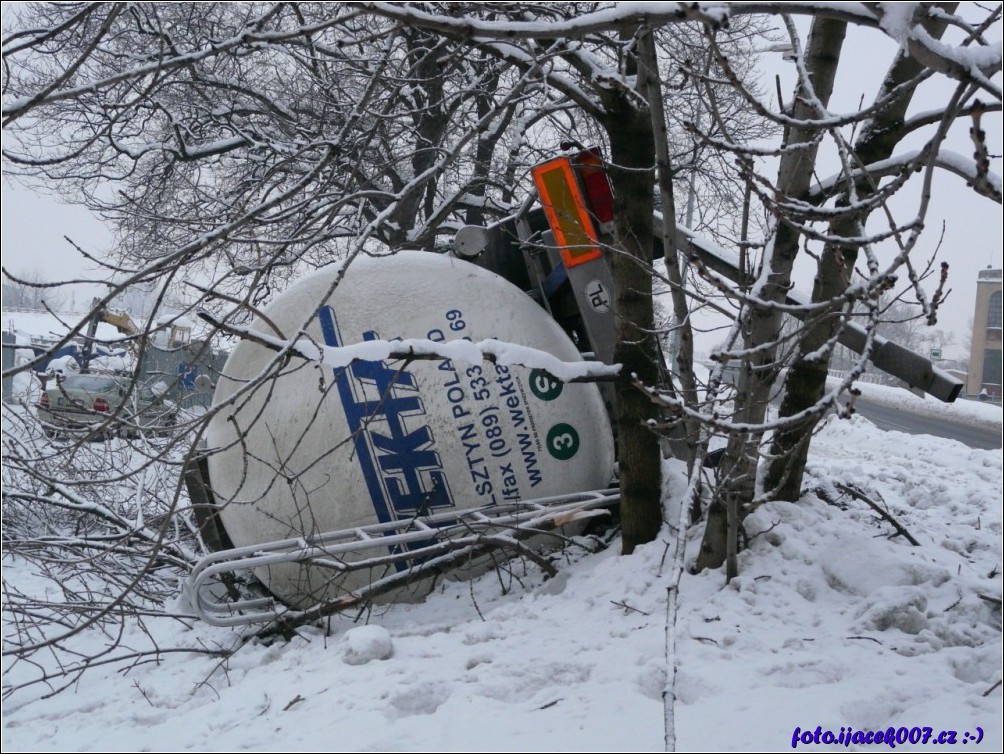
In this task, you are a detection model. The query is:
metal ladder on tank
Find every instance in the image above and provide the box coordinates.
[184,488,619,627]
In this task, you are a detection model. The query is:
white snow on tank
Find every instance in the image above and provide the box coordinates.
[206,251,615,608]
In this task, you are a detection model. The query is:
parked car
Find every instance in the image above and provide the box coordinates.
[35,373,178,438]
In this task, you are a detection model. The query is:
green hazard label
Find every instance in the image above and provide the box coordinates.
[529,369,564,401]
[546,423,580,461]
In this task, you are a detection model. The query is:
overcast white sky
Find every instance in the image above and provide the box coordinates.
[0,183,113,298]
[1,7,1000,362]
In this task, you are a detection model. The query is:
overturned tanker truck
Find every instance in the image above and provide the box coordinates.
[184,148,962,627]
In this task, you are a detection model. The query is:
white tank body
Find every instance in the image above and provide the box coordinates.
[206,251,614,608]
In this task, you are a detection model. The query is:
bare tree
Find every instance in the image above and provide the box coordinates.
[762,2,995,502]
[675,5,1001,571]
[3,1,775,557]
[2,267,68,311]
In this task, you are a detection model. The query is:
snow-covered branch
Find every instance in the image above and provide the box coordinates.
[350,2,732,40]
[812,149,1003,204]
[197,310,622,384]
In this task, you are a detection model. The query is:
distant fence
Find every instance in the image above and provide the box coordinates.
[140,341,229,409]
[827,369,888,385]
[1,332,14,402]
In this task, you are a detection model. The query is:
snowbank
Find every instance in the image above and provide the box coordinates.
[3,399,1001,752]
[834,377,1003,431]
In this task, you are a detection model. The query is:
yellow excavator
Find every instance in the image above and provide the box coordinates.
[99,307,140,346]
[82,298,192,367]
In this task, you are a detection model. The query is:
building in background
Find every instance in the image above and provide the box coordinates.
[967,267,1003,399]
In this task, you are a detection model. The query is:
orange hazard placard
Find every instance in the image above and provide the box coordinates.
[531,156,603,268]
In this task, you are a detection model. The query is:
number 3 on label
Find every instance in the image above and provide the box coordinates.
[546,423,580,461]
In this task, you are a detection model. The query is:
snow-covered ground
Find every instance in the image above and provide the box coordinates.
[2,403,1000,751]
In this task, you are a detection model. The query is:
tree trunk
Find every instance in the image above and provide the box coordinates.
[600,45,662,555]
[638,32,702,471]
[765,4,957,501]
[696,16,847,571]
[764,229,856,500]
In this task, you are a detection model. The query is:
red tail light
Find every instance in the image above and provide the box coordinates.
[39,393,50,409]
[573,147,615,226]
[93,397,110,413]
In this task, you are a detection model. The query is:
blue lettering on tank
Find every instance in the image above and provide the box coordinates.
[318,306,456,557]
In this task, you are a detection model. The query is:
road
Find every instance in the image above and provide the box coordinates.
[852,395,1002,450]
